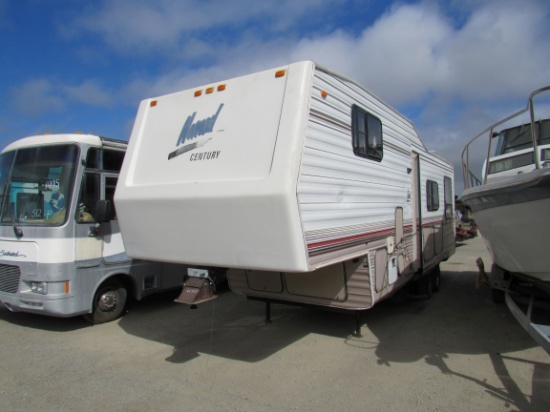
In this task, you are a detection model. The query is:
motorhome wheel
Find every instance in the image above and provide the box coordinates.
[84,279,128,324]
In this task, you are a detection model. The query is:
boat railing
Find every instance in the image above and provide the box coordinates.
[461,85,550,191]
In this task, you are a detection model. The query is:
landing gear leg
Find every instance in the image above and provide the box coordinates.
[353,311,363,337]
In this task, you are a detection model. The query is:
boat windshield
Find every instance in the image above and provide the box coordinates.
[494,118,550,155]
[0,144,79,226]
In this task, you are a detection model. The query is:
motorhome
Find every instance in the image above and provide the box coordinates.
[115,61,455,318]
[0,134,188,323]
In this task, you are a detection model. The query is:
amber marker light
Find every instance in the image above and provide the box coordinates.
[65,281,70,294]
[275,70,286,78]
[217,84,226,91]
[194,90,202,97]
[321,90,328,98]
[150,100,158,107]
[206,87,214,94]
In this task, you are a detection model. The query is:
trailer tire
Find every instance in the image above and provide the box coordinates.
[431,266,441,293]
[491,288,505,304]
[83,279,128,324]
[417,274,432,299]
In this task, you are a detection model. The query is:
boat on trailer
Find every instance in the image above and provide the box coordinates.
[461,86,550,354]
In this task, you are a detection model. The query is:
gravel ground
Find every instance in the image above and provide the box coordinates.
[0,235,548,411]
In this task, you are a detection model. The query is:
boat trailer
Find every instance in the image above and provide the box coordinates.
[490,267,550,355]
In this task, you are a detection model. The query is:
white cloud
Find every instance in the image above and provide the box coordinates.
[62,80,112,107]
[105,0,549,113]
[11,79,65,117]
[11,78,113,117]
[290,3,452,105]
[64,0,349,54]
[434,0,550,100]
[287,0,550,107]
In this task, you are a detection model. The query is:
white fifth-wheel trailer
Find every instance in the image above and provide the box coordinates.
[115,61,455,324]
[0,134,190,323]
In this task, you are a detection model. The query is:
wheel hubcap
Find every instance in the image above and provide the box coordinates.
[98,290,117,312]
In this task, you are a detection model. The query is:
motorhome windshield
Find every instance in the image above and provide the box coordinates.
[0,144,79,226]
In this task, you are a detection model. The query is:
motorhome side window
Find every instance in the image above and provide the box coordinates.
[426,180,439,211]
[103,150,124,172]
[351,105,383,161]
[77,173,100,222]
[86,148,99,169]
[105,176,118,220]
[85,148,124,171]
[77,148,122,223]
[77,173,118,222]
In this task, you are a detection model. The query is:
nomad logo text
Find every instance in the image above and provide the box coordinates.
[168,104,224,161]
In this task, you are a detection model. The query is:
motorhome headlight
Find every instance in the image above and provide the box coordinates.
[30,281,48,295]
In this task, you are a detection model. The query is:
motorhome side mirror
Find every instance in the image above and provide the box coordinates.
[93,200,112,223]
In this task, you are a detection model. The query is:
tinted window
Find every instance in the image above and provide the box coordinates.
[352,105,383,161]
[86,149,124,171]
[426,180,439,212]
[444,176,453,219]
[103,150,124,172]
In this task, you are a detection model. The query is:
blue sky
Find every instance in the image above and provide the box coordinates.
[1,0,550,192]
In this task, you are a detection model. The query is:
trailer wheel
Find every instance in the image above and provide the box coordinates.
[491,288,505,304]
[83,279,128,324]
[490,265,508,304]
[431,266,441,293]
[417,273,432,299]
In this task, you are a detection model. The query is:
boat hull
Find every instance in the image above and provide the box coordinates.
[462,168,550,282]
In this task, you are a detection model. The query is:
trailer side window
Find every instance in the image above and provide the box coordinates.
[426,180,439,211]
[444,176,453,219]
[351,105,383,161]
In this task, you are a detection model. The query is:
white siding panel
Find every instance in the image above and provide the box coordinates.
[300,145,411,185]
[299,176,408,204]
[298,66,419,259]
[311,69,425,152]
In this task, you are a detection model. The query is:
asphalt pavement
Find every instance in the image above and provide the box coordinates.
[0,235,548,411]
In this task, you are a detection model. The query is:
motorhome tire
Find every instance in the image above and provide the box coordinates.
[84,279,128,324]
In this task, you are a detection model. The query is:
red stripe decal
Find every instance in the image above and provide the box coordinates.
[306,221,447,251]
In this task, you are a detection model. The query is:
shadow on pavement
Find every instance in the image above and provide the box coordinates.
[117,267,550,411]
[0,305,89,332]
